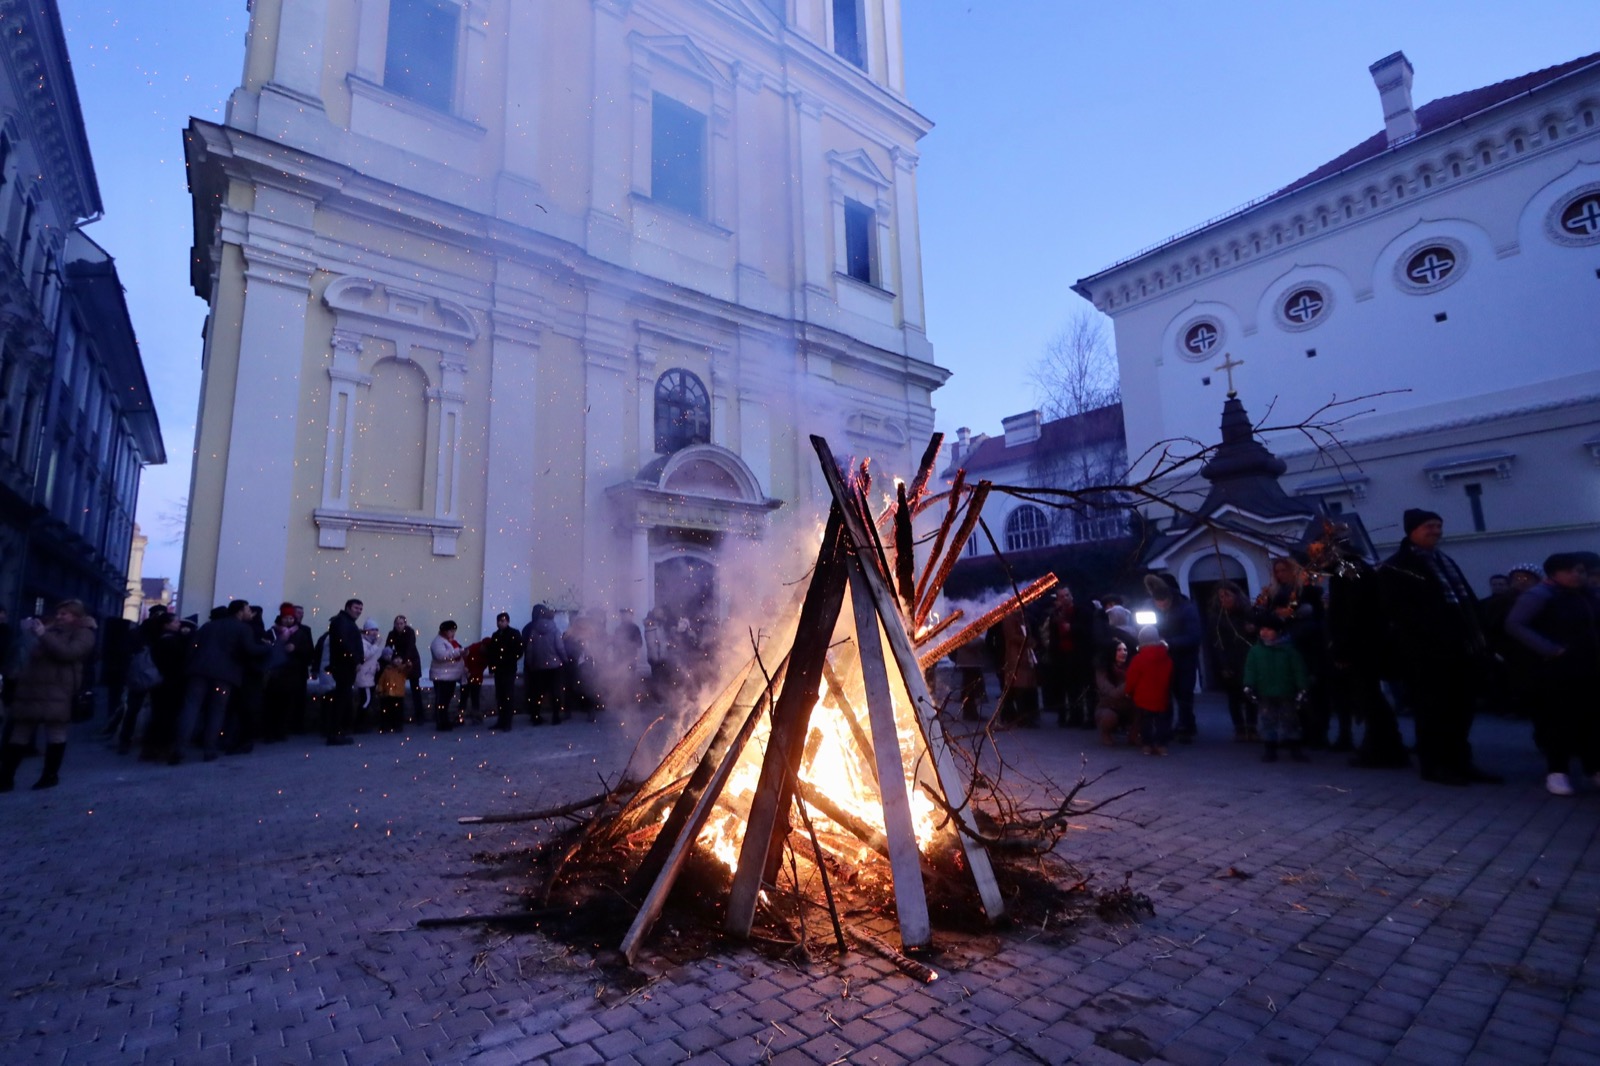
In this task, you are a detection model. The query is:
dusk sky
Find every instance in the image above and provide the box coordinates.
[55,0,1592,581]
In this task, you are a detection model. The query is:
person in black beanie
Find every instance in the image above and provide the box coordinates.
[1378,508,1500,785]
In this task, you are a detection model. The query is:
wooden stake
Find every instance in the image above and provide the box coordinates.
[724,511,851,936]
[851,560,933,950]
[915,574,1058,671]
[812,434,1006,923]
[915,481,992,629]
[618,667,782,964]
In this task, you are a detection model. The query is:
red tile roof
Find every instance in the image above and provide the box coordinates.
[951,403,1125,476]
[1270,50,1600,202]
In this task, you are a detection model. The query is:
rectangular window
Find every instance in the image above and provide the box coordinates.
[832,0,866,70]
[1464,482,1486,532]
[385,0,458,112]
[843,198,875,285]
[651,93,707,219]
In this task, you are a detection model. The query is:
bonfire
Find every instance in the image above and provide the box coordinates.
[446,435,1143,976]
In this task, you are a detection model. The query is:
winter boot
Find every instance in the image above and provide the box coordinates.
[0,743,27,792]
[32,742,65,790]
[1261,741,1279,763]
[1288,744,1310,764]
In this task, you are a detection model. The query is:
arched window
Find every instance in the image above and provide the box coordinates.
[1004,505,1050,552]
[654,369,710,454]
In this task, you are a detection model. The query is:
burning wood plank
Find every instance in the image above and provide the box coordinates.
[812,434,1006,924]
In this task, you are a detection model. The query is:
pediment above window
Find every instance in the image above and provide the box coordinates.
[628,33,732,89]
[322,276,479,343]
[827,149,892,190]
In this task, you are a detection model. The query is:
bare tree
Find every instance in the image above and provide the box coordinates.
[1029,309,1121,421]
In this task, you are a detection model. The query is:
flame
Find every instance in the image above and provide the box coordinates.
[692,679,938,876]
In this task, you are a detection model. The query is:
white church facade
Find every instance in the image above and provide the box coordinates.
[180,0,945,630]
[1074,50,1600,589]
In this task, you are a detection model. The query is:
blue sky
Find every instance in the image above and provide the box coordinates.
[55,1,1593,580]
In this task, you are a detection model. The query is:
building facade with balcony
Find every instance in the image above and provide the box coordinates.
[182,0,946,632]
[0,0,164,622]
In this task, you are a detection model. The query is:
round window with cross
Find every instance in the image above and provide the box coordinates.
[1278,286,1330,331]
[1178,318,1224,362]
[1393,238,1468,295]
[1547,185,1600,247]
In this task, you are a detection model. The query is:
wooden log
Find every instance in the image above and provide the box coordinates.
[794,779,890,860]
[850,560,933,950]
[915,574,1058,671]
[915,481,992,629]
[822,660,881,793]
[629,657,781,897]
[904,432,946,509]
[605,659,756,841]
[618,667,782,964]
[458,791,610,825]
[912,469,963,612]
[853,928,940,983]
[723,511,851,936]
[912,608,963,649]
[894,481,916,613]
[813,434,1006,923]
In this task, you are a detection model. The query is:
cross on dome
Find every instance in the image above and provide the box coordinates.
[1214,353,1244,397]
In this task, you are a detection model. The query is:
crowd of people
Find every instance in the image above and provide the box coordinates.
[946,507,1600,792]
[0,595,716,790]
[1,506,1593,795]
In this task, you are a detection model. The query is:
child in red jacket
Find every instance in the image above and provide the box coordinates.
[1125,625,1175,755]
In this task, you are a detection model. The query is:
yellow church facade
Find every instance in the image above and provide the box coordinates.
[181,0,945,632]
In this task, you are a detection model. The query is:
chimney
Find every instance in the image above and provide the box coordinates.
[951,426,970,467]
[1001,411,1042,448]
[1369,51,1419,146]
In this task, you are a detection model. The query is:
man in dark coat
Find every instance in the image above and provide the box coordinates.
[1326,547,1410,769]
[1378,509,1499,786]
[175,601,266,762]
[1146,574,1203,740]
[485,612,525,730]
[325,599,364,746]
[1042,586,1100,728]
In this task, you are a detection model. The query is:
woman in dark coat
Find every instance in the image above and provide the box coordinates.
[1,599,97,791]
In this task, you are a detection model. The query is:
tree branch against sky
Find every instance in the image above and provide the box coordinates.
[1029,309,1120,421]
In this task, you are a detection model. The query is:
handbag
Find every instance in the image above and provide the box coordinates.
[127,647,162,692]
[71,688,96,723]
[306,671,336,696]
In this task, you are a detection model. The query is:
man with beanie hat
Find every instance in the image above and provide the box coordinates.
[1379,509,1499,786]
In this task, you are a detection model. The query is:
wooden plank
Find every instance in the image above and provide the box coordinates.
[851,561,933,951]
[812,434,1006,922]
[606,658,757,842]
[618,669,782,964]
[627,658,766,895]
[723,510,851,936]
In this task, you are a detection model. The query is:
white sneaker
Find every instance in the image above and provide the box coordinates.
[1546,772,1575,796]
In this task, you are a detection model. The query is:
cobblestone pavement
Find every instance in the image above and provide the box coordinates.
[0,695,1595,1065]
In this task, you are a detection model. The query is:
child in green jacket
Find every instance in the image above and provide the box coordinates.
[1243,616,1310,763]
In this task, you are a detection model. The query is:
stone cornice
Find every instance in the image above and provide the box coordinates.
[1076,71,1600,312]
[0,0,99,220]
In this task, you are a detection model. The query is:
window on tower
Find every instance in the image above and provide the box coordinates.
[833,0,866,70]
[651,94,708,220]
[385,0,459,112]
[843,198,876,285]
[654,369,711,455]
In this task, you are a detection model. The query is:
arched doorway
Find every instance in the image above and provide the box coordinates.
[1186,550,1250,691]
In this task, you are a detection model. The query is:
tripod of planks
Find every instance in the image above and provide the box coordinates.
[598,434,1058,963]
